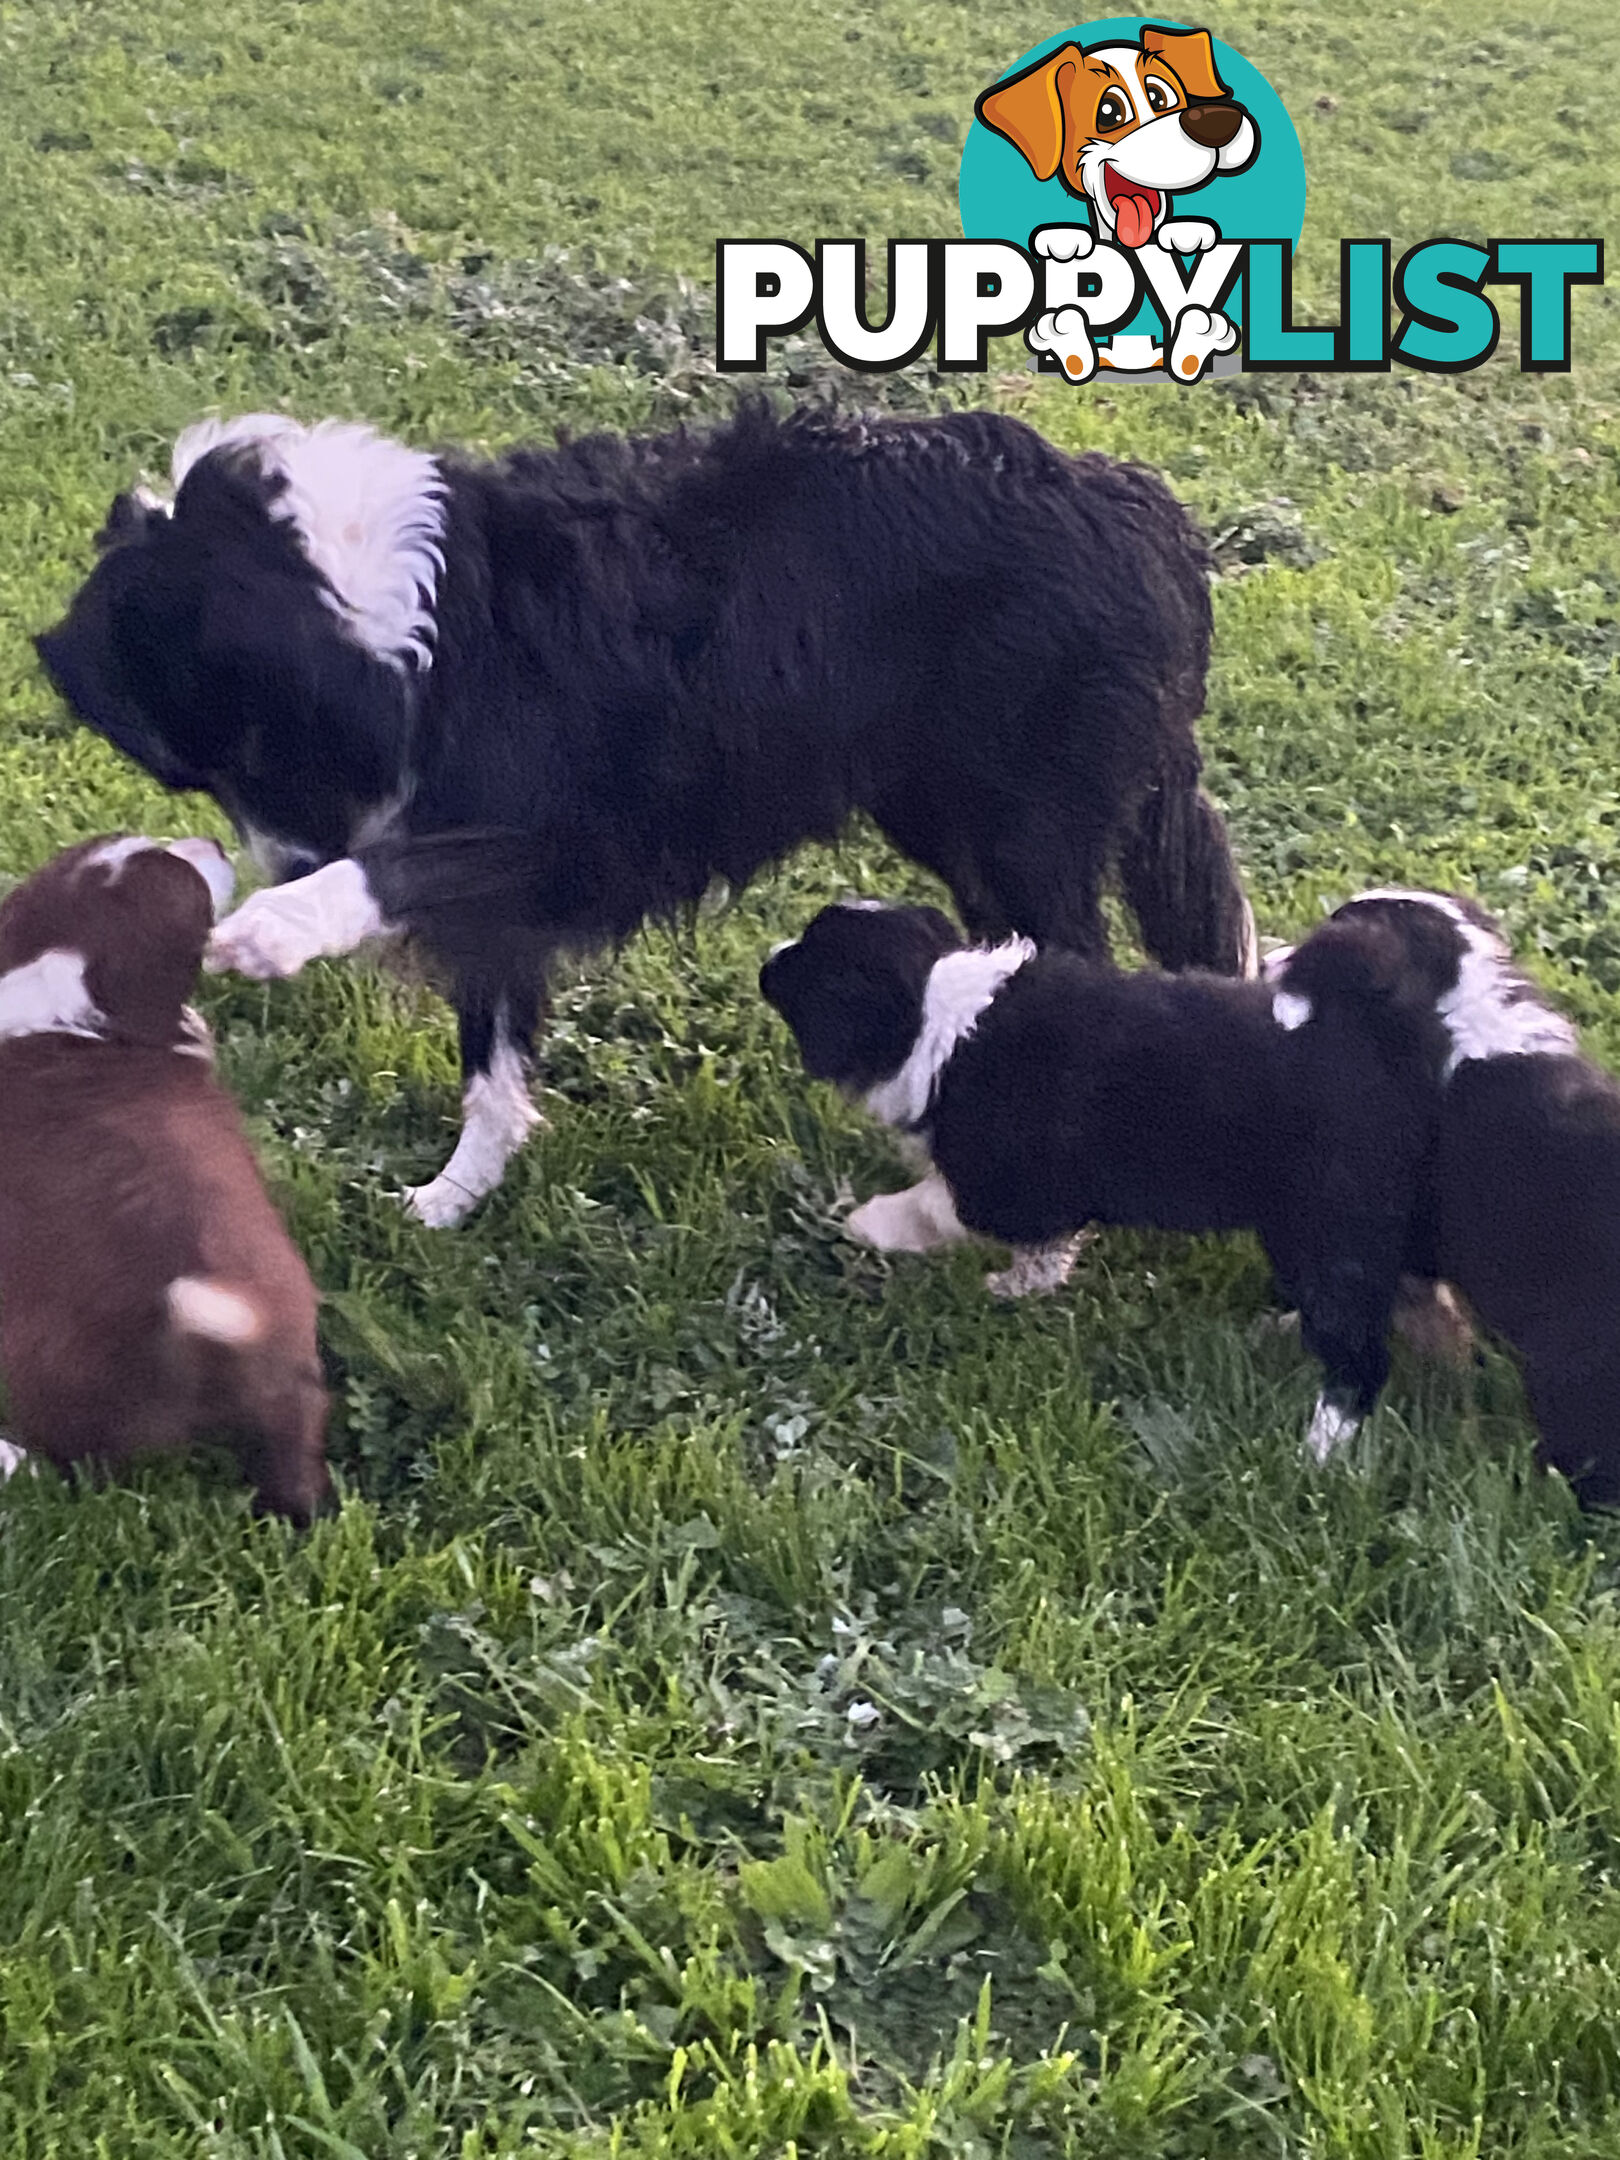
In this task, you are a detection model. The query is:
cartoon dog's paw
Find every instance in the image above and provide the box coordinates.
[1168,305,1239,383]
[1157,219,1220,254]
[1033,223,1096,262]
[1028,306,1098,384]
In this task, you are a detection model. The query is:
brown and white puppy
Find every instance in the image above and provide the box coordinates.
[0,835,330,1521]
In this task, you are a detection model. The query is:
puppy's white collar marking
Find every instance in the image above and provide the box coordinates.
[171,414,446,672]
[0,950,102,1043]
[1438,918,1576,1078]
[1272,989,1312,1032]
[1337,888,1577,1077]
[865,938,1035,1130]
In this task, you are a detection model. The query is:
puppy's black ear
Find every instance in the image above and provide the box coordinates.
[94,490,167,553]
[1280,915,1410,1014]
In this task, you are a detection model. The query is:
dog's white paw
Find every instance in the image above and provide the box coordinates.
[205,859,385,981]
[1033,223,1096,263]
[1168,305,1239,383]
[845,1176,969,1255]
[0,1437,28,1480]
[1158,219,1219,254]
[208,892,321,979]
[403,1175,480,1229]
[985,1233,1091,1301]
[1029,306,1098,384]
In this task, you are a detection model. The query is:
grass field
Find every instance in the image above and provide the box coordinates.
[3,1,1620,2152]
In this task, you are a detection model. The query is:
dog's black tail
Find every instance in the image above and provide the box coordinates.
[1117,754,1255,977]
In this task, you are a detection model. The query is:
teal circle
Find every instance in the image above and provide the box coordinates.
[958,17,1307,348]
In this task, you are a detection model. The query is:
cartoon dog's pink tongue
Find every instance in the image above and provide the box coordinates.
[1103,167,1162,249]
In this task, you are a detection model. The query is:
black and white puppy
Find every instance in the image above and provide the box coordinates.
[1270,888,1620,1506]
[35,404,1254,1227]
[760,900,1435,1459]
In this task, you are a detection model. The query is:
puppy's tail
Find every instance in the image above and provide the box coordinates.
[1117,756,1255,977]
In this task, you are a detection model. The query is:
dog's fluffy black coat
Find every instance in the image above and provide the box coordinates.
[36,404,1250,1206]
[761,901,1433,1438]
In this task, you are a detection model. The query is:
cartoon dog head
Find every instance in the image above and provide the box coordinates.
[975,24,1258,249]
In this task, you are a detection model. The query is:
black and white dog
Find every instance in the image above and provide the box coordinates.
[1270,888,1620,1507]
[35,404,1253,1226]
[760,899,1437,1460]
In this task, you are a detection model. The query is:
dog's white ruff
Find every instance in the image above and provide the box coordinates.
[864,939,1035,1131]
[0,950,101,1042]
[845,1172,970,1254]
[406,1030,541,1229]
[171,415,446,671]
[207,858,392,980]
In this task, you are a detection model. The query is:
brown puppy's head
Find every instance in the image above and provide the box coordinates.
[975,25,1256,244]
[0,835,235,1052]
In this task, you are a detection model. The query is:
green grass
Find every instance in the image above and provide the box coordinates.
[3,0,1620,2151]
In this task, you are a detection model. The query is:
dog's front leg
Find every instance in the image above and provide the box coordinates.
[207,858,396,979]
[407,976,550,1229]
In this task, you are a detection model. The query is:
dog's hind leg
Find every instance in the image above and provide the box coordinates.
[1118,757,1256,977]
[406,969,548,1229]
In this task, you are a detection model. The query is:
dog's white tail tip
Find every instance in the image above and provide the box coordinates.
[167,1276,263,1346]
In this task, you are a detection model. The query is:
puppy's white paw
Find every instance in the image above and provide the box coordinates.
[0,1437,29,1481]
[1304,1395,1361,1464]
[1168,305,1239,383]
[1029,306,1098,383]
[1033,223,1096,263]
[1158,219,1219,254]
[845,1176,969,1255]
[985,1233,1090,1300]
[403,1176,480,1229]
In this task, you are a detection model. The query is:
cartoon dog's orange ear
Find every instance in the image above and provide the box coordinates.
[1140,24,1232,102]
[975,44,1083,182]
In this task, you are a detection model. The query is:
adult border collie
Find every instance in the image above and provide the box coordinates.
[760,899,1436,1462]
[35,403,1254,1225]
